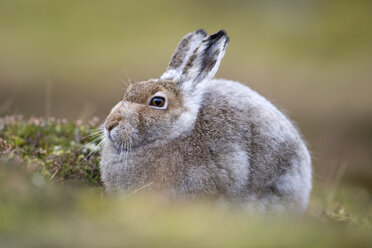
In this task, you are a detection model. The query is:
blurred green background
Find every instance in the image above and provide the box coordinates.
[1,0,372,201]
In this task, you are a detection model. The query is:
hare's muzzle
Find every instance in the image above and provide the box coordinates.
[105,112,122,132]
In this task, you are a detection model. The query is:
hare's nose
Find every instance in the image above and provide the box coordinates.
[105,113,122,131]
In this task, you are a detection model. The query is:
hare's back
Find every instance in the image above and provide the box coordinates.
[203,79,302,143]
[200,79,309,187]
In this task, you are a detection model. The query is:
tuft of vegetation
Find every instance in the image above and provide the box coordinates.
[0,115,102,185]
[0,115,372,247]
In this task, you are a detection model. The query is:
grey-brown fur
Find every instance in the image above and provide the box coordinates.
[100,30,312,213]
[168,29,206,69]
[161,29,207,81]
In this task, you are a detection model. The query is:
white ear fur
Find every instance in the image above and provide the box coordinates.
[179,30,229,86]
[165,30,230,139]
[161,29,207,81]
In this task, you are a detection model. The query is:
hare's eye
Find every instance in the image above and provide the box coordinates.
[149,96,166,108]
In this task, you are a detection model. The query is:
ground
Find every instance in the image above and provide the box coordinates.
[0,115,371,247]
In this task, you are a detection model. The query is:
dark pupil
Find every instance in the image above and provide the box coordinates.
[151,97,165,107]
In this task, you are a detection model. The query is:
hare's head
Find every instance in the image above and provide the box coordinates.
[104,30,229,152]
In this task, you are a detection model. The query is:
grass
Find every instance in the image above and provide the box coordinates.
[0,115,372,247]
[0,115,102,185]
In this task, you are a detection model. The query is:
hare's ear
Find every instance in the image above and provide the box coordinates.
[180,30,229,85]
[161,29,207,80]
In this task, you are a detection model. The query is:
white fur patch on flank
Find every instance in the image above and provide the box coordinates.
[220,146,250,194]
[274,144,312,212]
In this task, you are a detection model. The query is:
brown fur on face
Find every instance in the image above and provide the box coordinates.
[105,112,122,131]
[124,80,181,104]
[105,80,185,151]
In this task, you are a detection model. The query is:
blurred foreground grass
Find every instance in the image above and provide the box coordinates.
[1,115,372,247]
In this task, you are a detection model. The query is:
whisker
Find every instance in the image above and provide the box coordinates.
[123,182,154,200]
[118,77,130,88]
[79,132,103,142]
[79,128,104,136]
[78,139,102,166]
[83,130,104,136]
[123,140,128,165]
[119,142,125,161]
[96,139,105,149]
[123,69,133,85]
[80,127,104,133]
[77,136,102,152]
[126,138,132,166]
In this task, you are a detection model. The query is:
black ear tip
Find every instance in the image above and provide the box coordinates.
[196,29,207,36]
[208,29,228,41]
[218,29,227,36]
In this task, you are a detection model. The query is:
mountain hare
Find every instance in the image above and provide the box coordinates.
[100,29,312,213]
